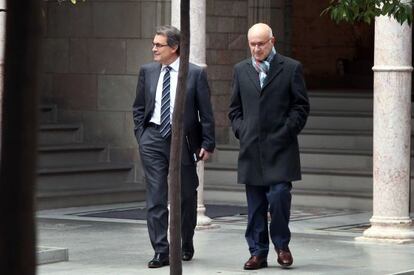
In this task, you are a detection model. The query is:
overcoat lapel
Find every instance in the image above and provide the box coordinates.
[245,60,261,93]
[262,55,283,91]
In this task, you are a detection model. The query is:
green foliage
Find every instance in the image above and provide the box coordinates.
[322,0,413,25]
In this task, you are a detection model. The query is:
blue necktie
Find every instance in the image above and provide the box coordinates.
[160,66,171,138]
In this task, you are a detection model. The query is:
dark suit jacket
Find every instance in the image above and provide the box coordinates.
[228,54,309,186]
[133,61,215,164]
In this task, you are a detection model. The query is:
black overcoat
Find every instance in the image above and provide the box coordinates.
[228,54,309,186]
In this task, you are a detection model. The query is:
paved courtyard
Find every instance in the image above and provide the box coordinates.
[36,202,414,275]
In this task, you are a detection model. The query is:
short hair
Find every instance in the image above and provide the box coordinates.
[156,25,181,55]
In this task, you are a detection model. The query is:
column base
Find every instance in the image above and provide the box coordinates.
[196,205,219,230]
[356,217,414,244]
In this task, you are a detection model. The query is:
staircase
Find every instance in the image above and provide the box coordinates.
[37,105,145,210]
[204,90,414,210]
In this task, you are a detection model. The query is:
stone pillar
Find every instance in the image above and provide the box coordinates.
[358,13,414,243]
[171,0,180,29]
[0,0,6,143]
[171,0,216,229]
[247,0,288,54]
[248,0,271,26]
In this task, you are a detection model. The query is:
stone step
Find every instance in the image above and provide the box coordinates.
[38,144,109,168]
[299,128,373,150]
[307,110,373,130]
[208,90,414,210]
[214,146,414,171]
[204,164,380,210]
[37,246,68,265]
[204,178,373,210]
[39,104,58,124]
[39,123,83,145]
[37,163,134,191]
[205,163,413,209]
[205,163,373,191]
[229,129,374,150]
[309,90,373,112]
[37,182,145,210]
[307,109,414,131]
[212,146,375,170]
[301,149,372,170]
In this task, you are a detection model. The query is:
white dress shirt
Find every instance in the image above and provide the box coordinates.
[150,58,179,125]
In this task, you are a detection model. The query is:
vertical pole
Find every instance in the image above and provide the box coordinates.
[169,1,190,274]
[171,0,215,229]
[0,0,41,273]
[0,0,6,144]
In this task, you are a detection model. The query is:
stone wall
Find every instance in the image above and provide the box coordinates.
[40,0,171,179]
[291,0,374,89]
[40,0,254,158]
[39,0,373,171]
[206,0,248,143]
[206,0,287,143]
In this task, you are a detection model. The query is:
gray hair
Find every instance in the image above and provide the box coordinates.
[156,25,181,55]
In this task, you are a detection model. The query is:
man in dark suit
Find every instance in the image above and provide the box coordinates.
[228,23,309,270]
[132,25,215,268]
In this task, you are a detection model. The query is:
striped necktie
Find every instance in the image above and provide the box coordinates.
[160,66,172,138]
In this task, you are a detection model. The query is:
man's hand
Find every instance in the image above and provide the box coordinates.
[199,148,211,161]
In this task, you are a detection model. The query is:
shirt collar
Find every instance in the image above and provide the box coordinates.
[162,57,180,72]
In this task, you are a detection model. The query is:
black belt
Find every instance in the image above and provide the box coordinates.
[148,122,160,129]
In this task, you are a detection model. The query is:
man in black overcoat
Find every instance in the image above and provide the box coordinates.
[228,23,309,270]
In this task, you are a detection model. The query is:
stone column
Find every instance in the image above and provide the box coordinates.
[0,0,6,144]
[171,0,216,229]
[171,0,180,29]
[247,0,288,54]
[358,13,414,243]
[248,0,271,26]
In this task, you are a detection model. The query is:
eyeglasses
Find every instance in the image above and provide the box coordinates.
[249,38,272,49]
[152,42,169,49]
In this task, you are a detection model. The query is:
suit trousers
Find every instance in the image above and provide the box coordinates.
[245,182,292,257]
[139,125,198,254]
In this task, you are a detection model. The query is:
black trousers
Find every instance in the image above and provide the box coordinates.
[139,125,198,254]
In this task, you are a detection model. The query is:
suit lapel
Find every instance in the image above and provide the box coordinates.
[245,60,261,93]
[148,63,161,105]
[262,54,283,91]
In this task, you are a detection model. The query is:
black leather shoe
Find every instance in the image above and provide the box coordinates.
[182,250,194,261]
[148,253,169,268]
[182,244,194,261]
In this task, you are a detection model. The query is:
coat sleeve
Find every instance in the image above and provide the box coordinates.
[228,67,244,139]
[195,69,216,152]
[286,63,310,137]
[132,68,146,140]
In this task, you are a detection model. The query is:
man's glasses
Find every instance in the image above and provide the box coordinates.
[152,42,169,49]
[249,38,272,49]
